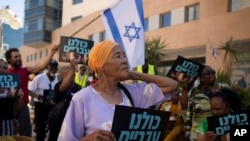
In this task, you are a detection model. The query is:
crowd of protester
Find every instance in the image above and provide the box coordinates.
[0,39,245,141]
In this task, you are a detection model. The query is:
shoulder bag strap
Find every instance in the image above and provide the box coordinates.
[117,83,134,107]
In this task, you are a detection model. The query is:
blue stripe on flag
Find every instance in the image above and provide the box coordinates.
[103,8,130,67]
[135,0,144,29]
[103,9,125,50]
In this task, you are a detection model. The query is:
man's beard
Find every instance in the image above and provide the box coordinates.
[12,61,22,68]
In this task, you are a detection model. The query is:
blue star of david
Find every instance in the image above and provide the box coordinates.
[123,22,141,42]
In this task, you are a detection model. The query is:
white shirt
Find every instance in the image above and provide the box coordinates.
[28,73,59,103]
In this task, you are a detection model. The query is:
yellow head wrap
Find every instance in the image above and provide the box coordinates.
[88,40,118,73]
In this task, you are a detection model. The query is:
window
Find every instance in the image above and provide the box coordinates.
[27,56,29,62]
[30,54,33,61]
[99,31,106,41]
[185,4,199,22]
[38,0,45,5]
[46,49,48,56]
[34,53,37,60]
[71,16,82,22]
[40,49,48,58]
[160,13,171,28]
[37,17,43,30]
[229,0,250,12]
[25,1,30,9]
[144,18,148,31]
[73,0,83,5]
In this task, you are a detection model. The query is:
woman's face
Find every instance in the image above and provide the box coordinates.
[102,45,129,80]
[210,97,230,116]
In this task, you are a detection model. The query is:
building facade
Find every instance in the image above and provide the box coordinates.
[23,0,62,47]
[0,23,23,59]
[20,0,250,86]
[2,23,23,48]
[62,0,119,26]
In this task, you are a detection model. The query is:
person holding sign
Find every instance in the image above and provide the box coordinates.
[28,59,59,141]
[197,90,231,141]
[160,89,185,141]
[0,59,24,136]
[48,59,81,141]
[5,45,59,137]
[58,40,178,141]
[182,66,230,141]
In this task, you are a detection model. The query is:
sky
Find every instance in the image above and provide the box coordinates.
[0,0,24,24]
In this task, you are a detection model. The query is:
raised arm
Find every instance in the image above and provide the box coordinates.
[128,71,178,94]
[27,45,59,74]
[59,59,77,92]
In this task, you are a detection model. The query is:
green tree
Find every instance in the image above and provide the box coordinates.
[145,36,168,68]
[218,36,239,79]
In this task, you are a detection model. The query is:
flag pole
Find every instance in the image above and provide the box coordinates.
[70,14,101,37]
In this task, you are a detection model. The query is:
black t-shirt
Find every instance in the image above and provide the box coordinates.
[54,81,81,108]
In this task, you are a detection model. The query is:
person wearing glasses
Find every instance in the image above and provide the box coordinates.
[28,59,59,141]
[180,66,230,141]
[58,40,178,141]
[48,59,81,141]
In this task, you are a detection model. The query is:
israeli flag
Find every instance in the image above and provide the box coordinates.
[208,39,217,59]
[102,0,145,69]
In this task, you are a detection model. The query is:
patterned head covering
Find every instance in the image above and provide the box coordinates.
[88,40,118,73]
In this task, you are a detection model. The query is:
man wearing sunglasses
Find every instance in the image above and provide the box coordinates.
[182,66,230,141]
[28,59,59,141]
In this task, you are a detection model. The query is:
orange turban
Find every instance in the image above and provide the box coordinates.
[88,40,118,73]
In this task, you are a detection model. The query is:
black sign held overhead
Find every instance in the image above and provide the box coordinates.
[0,73,20,89]
[167,55,205,86]
[207,110,250,136]
[111,105,171,141]
[59,36,94,64]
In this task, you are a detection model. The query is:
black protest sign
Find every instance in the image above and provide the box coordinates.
[207,110,250,136]
[59,36,94,64]
[167,55,205,86]
[111,105,171,141]
[0,73,20,89]
[43,90,55,105]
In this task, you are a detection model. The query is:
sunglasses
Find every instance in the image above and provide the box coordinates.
[202,70,216,75]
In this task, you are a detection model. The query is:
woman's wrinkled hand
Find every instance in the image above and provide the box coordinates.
[80,129,116,141]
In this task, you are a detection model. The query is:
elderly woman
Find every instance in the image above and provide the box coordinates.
[58,40,178,141]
